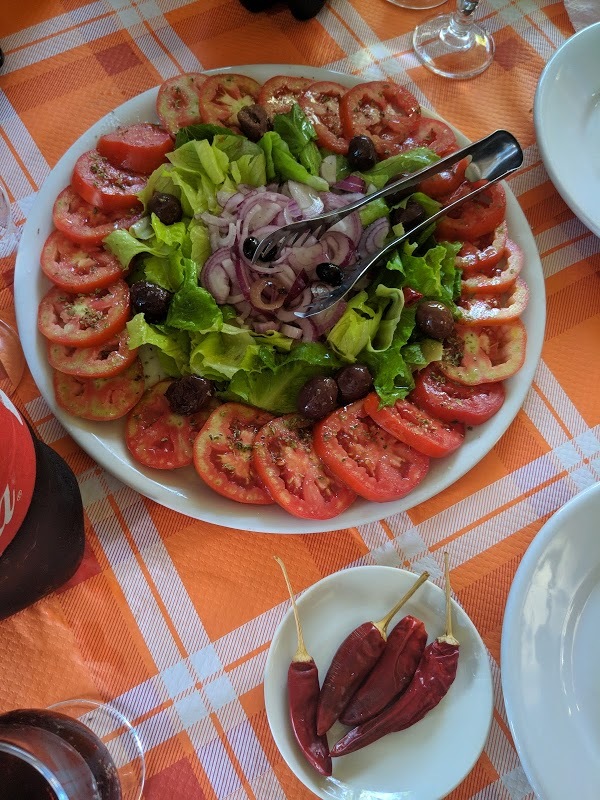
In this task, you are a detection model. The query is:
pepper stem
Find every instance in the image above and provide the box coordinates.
[374,570,430,637]
[274,557,312,663]
[439,552,459,646]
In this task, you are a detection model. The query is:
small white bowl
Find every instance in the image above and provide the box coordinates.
[264,566,493,800]
[534,22,600,236]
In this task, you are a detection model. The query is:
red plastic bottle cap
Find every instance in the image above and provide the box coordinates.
[0,390,36,557]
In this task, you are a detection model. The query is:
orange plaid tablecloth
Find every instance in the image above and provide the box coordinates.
[1,1,599,798]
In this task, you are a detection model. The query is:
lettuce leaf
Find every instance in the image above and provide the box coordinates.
[126,314,191,374]
[166,258,222,332]
[175,124,234,148]
[103,229,168,268]
[360,148,439,189]
[258,132,328,192]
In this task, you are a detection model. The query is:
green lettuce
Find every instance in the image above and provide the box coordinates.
[175,124,234,148]
[273,103,322,178]
[258,132,328,192]
[126,314,191,375]
[166,258,222,332]
[103,229,168,268]
[359,196,389,228]
[361,148,439,189]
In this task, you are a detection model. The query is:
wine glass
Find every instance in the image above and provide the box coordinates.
[0,181,19,258]
[412,0,495,79]
[385,0,445,11]
[0,700,145,800]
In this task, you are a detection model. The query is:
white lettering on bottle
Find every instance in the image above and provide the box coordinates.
[0,483,16,539]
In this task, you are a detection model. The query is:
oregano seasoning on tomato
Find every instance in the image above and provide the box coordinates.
[316,571,429,736]
[331,554,459,757]
[275,556,332,778]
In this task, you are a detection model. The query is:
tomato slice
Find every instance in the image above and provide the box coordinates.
[52,187,143,247]
[313,401,430,503]
[436,182,507,242]
[440,321,527,385]
[199,73,261,132]
[193,403,274,505]
[457,276,529,325]
[156,73,207,136]
[40,230,126,293]
[38,280,130,348]
[410,365,505,426]
[363,393,465,458]
[456,222,508,275]
[258,75,313,118]
[418,157,468,199]
[461,238,523,295]
[71,150,147,213]
[54,359,144,421]
[47,327,138,379]
[339,81,420,158]
[401,118,457,156]
[252,415,356,519]
[97,123,173,175]
[126,380,216,470]
[299,81,348,155]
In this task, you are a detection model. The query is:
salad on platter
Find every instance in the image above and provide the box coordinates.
[36,71,529,520]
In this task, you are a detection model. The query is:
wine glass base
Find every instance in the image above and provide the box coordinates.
[48,700,145,800]
[385,0,446,10]
[413,13,494,79]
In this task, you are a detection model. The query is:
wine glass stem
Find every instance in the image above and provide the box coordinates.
[442,0,480,46]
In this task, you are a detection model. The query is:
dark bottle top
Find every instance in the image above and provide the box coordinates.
[0,390,85,620]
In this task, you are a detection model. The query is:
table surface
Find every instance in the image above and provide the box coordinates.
[1,2,599,798]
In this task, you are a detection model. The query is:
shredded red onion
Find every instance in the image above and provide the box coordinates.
[332,175,367,194]
[287,181,325,218]
[285,269,309,306]
[320,231,356,268]
[310,300,348,337]
[359,217,390,258]
[202,248,238,304]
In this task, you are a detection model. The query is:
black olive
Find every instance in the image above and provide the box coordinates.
[243,236,259,260]
[130,281,173,323]
[239,0,276,10]
[389,199,427,231]
[336,364,373,404]
[0,48,4,71]
[147,192,183,225]
[347,135,377,172]
[297,376,338,420]
[384,173,414,207]
[415,300,455,341]
[316,262,343,286]
[165,376,214,415]
[237,103,271,141]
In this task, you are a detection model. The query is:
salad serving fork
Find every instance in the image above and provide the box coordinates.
[250,129,523,318]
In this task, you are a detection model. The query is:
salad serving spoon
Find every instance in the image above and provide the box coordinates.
[250,129,523,318]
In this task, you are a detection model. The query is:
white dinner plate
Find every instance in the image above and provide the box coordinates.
[501,481,600,800]
[264,566,493,799]
[14,64,545,533]
[534,22,600,236]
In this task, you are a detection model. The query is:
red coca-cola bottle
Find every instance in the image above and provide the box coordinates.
[0,389,85,619]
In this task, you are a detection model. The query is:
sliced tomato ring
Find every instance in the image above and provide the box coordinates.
[418,157,468,199]
[410,364,505,426]
[52,186,143,247]
[313,401,430,503]
[126,379,217,470]
[193,403,274,505]
[54,359,144,421]
[156,73,207,136]
[199,73,261,132]
[363,393,465,458]
[71,150,147,213]
[97,123,173,175]
[436,182,507,242]
[339,81,421,158]
[299,80,349,154]
[461,238,523,295]
[47,327,138,379]
[440,321,527,385]
[456,222,508,275]
[457,276,529,326]
[258,75,313,118]
[41,230,126,293]
[37,280,130,348]
[252,415,356,519]
[401,117,458,156]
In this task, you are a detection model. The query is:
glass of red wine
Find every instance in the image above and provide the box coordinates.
[0,701,145,800]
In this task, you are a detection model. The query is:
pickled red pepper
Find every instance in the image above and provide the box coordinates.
[275,557,331,777]
[316,570,430,736]
[339,614,427,726]
[331,553,459,757]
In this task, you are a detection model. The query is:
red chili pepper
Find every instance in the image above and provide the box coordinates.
[339,614,427,726]
[331,553,459,758]
[316,571,430,736]
[275,557,331,777]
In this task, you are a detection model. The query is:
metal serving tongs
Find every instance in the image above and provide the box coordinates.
[250,129,523,318]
